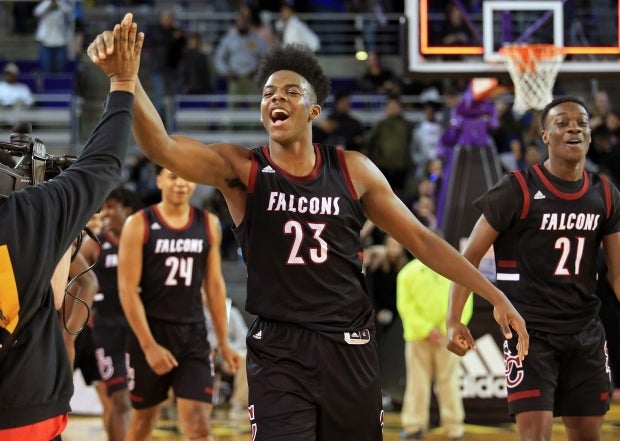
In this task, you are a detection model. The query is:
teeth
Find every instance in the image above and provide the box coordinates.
[271,109,288,117]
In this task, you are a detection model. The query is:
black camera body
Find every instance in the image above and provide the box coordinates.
[0,123,76,198]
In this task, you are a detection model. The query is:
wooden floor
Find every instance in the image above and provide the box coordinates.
[63,401,620,441]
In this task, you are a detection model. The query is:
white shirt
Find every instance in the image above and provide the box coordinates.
[34,0,72,47]
[277,15,320,52]
[0,81,34,107]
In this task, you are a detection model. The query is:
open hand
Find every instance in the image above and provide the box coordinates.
[87,13,144,85]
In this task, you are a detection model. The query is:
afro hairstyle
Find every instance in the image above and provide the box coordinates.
[257,43,331,106]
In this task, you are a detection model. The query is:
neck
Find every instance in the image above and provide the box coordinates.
[543,158,584,181]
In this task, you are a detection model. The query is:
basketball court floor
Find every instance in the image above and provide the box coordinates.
[63,401,620,441]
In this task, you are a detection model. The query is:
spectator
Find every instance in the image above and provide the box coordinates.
[275,2,320,52]
[364,94,414,195]
[0,63,34,109]
[589,89,611,132]
[241,4,276,47]
[397,256,473,440]
[34,0,72,73]
[179,33,214,95]
[590,108,620,184]
[214,8,269,104]
[322,89,366,151]
[357,50,402,96]
[492,97,524,172]
[438,1,474,47]
[146,9,186,125]
[411,87,444,179]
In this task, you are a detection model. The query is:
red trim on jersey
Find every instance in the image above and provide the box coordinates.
[512,170,530,219]
[532,164,589,200]
[103,229,119,247]
[0,414,67,440]
[203,209,212,245]
[497,259,517,268]
[247,150,258,193]
[601,391,610,400]
[336,147,360,200]
[153,205,195,231]
[130,392,144,402]
[261,144,323,182]
[106,376,126,387]
[139,210,149,244]
[507,389,541,402]
[600,175,612,219]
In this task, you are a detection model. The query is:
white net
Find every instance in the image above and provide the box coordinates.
[500,44,565,113]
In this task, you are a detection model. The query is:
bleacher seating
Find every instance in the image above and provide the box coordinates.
[172,93,427,146]
[1,93,81,154]
[0,60,79,153]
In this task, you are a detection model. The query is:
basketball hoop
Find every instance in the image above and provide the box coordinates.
[499,44,565,113]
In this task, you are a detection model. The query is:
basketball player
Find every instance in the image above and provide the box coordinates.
[88,33,528,440]
[448,96,620,441]
[117,165,239,441]
[79,186,143,441]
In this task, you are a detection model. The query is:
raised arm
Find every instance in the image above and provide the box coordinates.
[88,20,249,191]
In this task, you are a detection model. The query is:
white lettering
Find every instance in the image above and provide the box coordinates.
[154,239,204,254]
[539,212,600,231]
[265,192,342,217]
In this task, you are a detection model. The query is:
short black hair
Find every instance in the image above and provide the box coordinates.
[540,96,588,129]
[256,43,331,105]
[106,185,144,212]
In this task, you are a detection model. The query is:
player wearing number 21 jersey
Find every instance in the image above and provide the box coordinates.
[448,97,620,441]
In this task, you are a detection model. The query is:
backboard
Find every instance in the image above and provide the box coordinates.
[406,0,620,75]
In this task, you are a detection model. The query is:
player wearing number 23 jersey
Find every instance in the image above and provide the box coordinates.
[234,143,383,441]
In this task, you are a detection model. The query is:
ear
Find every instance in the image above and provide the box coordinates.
[309,103,321,121]
[540,130,548,145]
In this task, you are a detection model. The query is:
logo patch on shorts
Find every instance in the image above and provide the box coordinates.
[344,328,370,345]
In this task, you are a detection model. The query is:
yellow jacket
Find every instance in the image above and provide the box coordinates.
[396,258,474,341]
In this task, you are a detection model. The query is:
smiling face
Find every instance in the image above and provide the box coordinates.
[260,70,320,144]
[541,100,591,165]
[157,168,196,206]
[100,199,133,236]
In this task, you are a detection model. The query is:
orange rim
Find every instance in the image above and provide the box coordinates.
[499,44,565,73]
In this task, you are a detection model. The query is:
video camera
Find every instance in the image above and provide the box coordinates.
[0,122,76,198]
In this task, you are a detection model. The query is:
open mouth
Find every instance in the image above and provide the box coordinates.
[270,109,289,124]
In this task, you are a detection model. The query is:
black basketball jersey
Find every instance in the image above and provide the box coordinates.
[475,163,620,334]
[92,230,127,328]
[138,205,211,324]
[234,144,373,332]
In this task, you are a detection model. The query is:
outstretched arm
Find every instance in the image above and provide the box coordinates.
[346,151,528,360]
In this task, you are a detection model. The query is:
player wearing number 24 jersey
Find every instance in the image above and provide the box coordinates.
[118,166,240,440]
